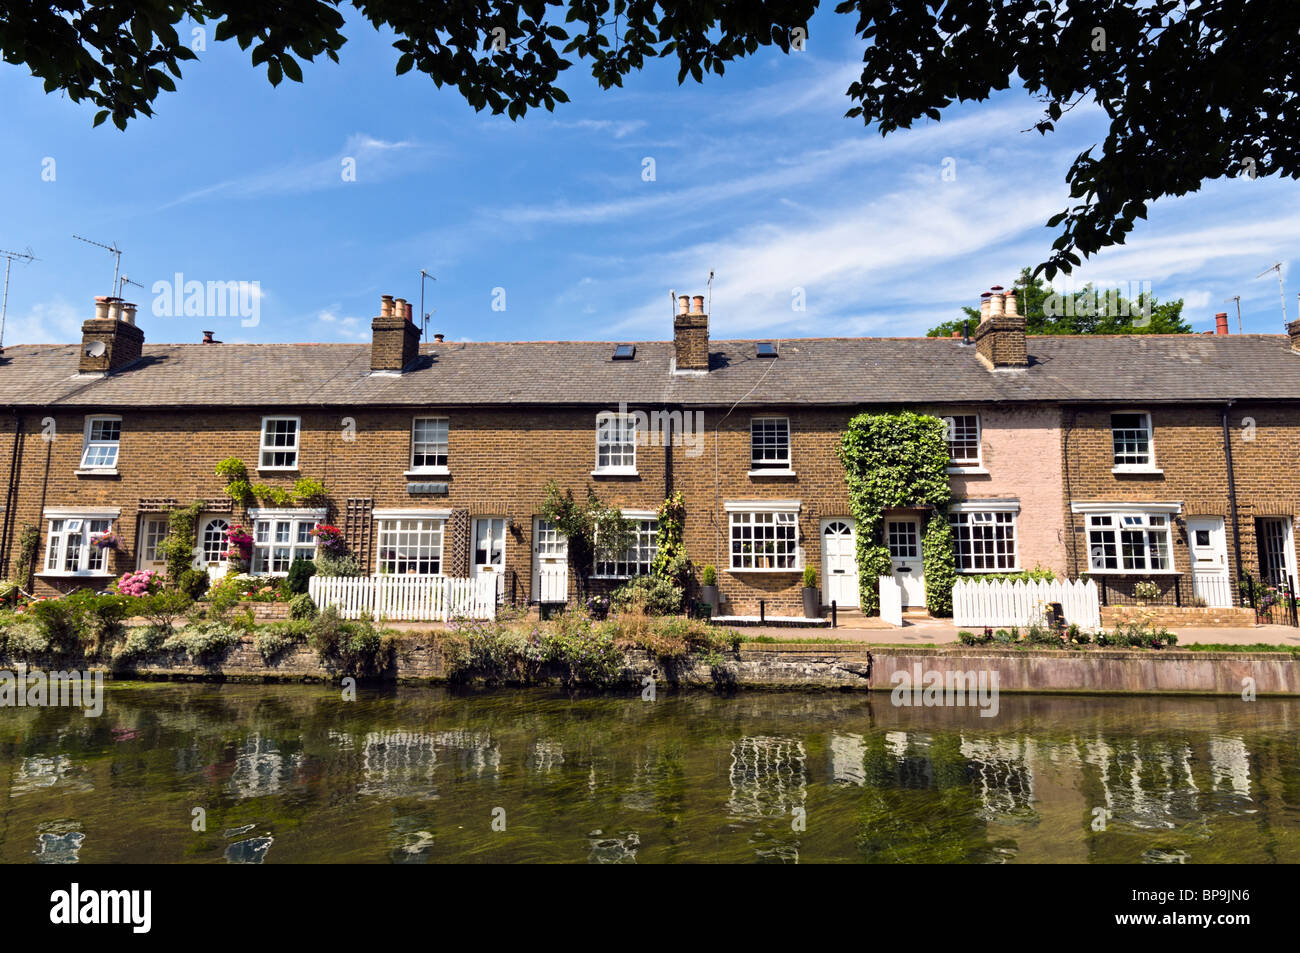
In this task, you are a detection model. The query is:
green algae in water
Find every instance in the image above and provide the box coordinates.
[0,682,1297,863]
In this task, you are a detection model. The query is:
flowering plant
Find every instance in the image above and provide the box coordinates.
[91,532,121,550]
[113,569,160,597]
[310,524,347,556]
[224,524,254,562]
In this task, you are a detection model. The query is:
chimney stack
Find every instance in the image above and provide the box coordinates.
[973,284,1028,369]
[673,293,709,372]
[80,295,144,374]
[1287,318,1300,352]
[371,292,422,373]
[1215,312,1230,335]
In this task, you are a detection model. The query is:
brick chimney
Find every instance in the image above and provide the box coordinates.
[974,284,1028,369]
[1288,318,1300,352]
[1215,312,1230,335]
[673,294,709,372]
[80,296,145,374]
[371,293,422,373]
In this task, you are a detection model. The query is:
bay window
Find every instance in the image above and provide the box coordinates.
[376,517,445,575]
[949,506,1018,571]
[250,509,322,575]
[43,513,117,575]
[728,503,801,571]
[1087,512,1174,572]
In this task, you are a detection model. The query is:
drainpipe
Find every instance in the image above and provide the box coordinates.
[1222,400,1244,593]
[0,409,19,573]
[664,408,673,498]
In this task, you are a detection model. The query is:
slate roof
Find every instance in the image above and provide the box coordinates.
[1,334,1299,408]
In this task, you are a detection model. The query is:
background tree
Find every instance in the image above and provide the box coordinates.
[926,268,1191,337]
[4,1,1297,273]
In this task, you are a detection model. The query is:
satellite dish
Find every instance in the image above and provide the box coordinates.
[84,340,106,358]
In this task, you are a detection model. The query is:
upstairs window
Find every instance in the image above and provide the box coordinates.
[945,415,980,467]
[595,412,637,473]
[750,417,791,470]
[260,417,300,470]
[79,416,121,470]
[1111,413,1153,468]
[411,417,449,471]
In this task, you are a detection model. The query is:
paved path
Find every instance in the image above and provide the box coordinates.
[737,620,1300,647]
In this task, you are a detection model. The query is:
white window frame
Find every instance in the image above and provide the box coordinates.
[41,508,120,576]
[375,515,447,576]
[249,507,325,576]
[948,501,1019,572]
[593,511,658,579]
[1110,410,1160,473]
[1073,502,1180,574]
[726,500,802,572]
[749,417,792,474]
[593,411,637,475]
[259,416,301,471]
[407,417,449,475]
[78,415,122,472]
[944,414,983,472]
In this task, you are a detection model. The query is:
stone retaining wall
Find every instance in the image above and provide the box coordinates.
[3,638,1295,695]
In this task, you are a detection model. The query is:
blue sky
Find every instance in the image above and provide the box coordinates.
[3,8,1300,347]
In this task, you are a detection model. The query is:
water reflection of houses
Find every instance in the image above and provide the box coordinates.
[12,755,93,796]
[331,728,501,800]
[227,733,302,799]
[727,736,807,820]
[528,739,565,774]
[959,737,1037,820]
[1208,736,1254,812]
[829,733,866,786]
[1081,738,1201,830]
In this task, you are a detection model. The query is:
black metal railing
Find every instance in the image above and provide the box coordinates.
[1240,575,1300,627]
[1090,572,1244,611]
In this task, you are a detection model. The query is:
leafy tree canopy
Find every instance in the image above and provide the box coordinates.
[4,1,1297,273]
[926,268,1191,337]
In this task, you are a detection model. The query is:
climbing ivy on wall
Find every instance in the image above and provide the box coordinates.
[158,500,205,584]
[650,491,689,587]
[837,412,956,616]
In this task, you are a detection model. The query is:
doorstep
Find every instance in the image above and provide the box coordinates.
[711,615,829,628]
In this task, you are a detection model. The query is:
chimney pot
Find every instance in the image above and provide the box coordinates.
[1215,312,1230,335]
[433,332,445,343]
[202,330,215,344]
[94,296,110,321]
[106,298,123,322]
[988,288,1005,318]
[1004,288,1019,317]
[121,302,137,326]
[691,295,705,315]
[979,292,992,322]
[678,295,690,316]
[381,294,394,317]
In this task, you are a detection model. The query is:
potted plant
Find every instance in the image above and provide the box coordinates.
[802,565,820,619]
[700,564,719,617]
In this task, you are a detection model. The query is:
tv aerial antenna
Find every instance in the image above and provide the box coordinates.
[419,268,436,339]
[0,246,38,351]
[1254,262,1287,329]
[1223,295,1243,334]
[73,234,124,298]
[119,275,144,298]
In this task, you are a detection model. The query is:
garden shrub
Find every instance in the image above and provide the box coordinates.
[314,551,362,577]
[308,607,392,676]
[138,590,193,635]
[3,620,49,659]
[114,625,168,664]
[255,620,312,662]
[286,558,317,594]
[611,575,683,615]
[163,621,243,663]
[175,569,210,600]
[289,592,318,620]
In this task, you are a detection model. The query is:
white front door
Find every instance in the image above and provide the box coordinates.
[532,518,568,603]
[1187,517,1230,607]
[137,515,169,574]
[886,517,926,607]
[472,517,507,603]
[821,519,859,608]
[196,515,230,580]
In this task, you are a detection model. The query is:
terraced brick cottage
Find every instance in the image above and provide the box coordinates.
[0,290,1297,616]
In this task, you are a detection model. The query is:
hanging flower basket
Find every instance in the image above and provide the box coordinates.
[91,532,121,551]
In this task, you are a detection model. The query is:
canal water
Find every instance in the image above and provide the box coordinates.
[1,683,1296,863]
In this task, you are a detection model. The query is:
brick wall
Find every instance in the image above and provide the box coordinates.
[1062,401,1300,607]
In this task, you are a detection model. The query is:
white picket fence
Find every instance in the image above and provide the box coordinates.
[534,569,568,603]
[952,578,1100,629]
[308,574,497,622]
